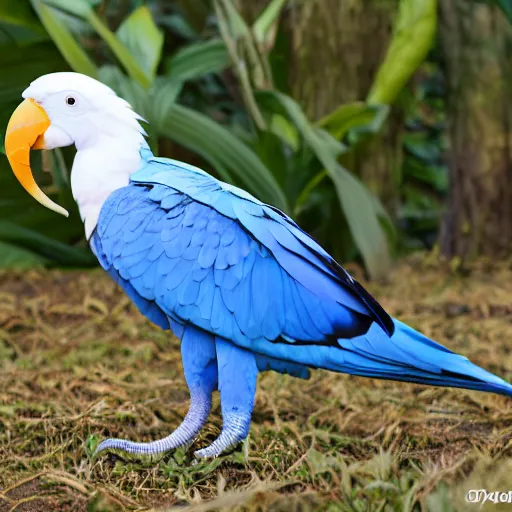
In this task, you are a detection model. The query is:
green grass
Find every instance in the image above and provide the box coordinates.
[1,254,512,511]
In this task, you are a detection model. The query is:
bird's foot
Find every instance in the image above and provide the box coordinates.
[194,412,251,459]
[94,391,212,462]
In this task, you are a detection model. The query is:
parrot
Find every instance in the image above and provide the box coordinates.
[4,72,512,461]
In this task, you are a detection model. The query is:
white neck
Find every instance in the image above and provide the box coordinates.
[71,123,145,240]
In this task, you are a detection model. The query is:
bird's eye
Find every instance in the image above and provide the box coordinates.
[66,96,76,106]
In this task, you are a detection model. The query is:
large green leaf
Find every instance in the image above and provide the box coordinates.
[367,0,437,105]
[160,104,289,212]
[30,0,98,77]
[258,91,391,278]
[166,39,230,81]
[117,6,164,82]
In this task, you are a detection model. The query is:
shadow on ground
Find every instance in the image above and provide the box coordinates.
[1,253,512,511]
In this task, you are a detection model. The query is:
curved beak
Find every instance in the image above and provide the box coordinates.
[5,98,69,217]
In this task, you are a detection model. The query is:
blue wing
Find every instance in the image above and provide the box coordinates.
[92,149,393,358]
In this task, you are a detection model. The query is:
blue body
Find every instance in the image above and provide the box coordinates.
[91,148,512,459]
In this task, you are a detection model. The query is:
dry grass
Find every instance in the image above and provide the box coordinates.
[1,253,512,511]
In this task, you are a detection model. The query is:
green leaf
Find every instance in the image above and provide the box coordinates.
[367,0,437,105]
[89,12,151,88]
[258,91,391,278]
[0,240,48,268]
[159,104,289,212]
[98,65,146,112]
[252,0,287,48]
[166,39,230,81]
[270,114,299,151]
[318,102,369,139]
[42,0,91,17]
[0,0,45,31]
[149,77,184,131]
[42,0,150,88]
[117,6,164,82]
[0,22,48,47]
[159,14,199,40]
[317,102,389,144]
[0,220,96,267]
[30,0,98,77]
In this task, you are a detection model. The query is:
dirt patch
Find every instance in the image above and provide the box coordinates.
[1,255,512,510]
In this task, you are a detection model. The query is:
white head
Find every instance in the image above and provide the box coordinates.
[5,72,147,239]
[21,72,146,151]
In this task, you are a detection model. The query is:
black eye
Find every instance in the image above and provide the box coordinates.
[66,96,76,106]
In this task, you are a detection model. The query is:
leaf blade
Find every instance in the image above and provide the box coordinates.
[166,39,230,81]
[367,0,437,105]
[117,6,164,82]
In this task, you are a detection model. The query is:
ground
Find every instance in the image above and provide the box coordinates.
[1,254,512,511]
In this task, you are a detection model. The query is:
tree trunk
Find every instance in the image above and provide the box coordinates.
[238,0,402,214]
[439,0,512,260]
[286,0,397,118]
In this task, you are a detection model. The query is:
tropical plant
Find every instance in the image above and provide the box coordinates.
[0,0,436,278]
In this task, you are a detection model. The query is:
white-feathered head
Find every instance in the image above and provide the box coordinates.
[5,72,146,217]
[22,72,145,150]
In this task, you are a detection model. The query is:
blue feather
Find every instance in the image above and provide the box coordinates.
[89,150,512,400]
[178,276,201,306]
[161,193,184,210]
[197,270,215,320]
[197,235,220,268]
[165,258,194,290]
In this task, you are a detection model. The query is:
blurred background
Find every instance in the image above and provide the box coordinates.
[0,0,510,279]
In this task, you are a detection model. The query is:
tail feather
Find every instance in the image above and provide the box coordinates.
[252,318,512,398]
[329,319,512,398]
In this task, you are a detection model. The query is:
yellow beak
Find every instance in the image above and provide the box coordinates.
[5,98,69,217]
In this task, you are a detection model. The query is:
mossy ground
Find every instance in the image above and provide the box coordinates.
[1,254,512,511]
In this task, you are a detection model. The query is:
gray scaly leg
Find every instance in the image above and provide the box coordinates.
[95,326,218,460]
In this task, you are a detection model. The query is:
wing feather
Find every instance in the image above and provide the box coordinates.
[93,153,393,356]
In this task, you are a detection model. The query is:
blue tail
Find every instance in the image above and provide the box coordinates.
[323,319,512,397]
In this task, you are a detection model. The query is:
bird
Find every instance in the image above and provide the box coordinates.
[5,72,512,461]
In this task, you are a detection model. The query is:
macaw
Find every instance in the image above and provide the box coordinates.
[5,72,512,460]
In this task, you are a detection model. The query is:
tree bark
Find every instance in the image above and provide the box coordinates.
[286,0,397,119]
[439,0,512,260]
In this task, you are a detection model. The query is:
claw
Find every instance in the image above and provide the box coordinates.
[193,412,250,459]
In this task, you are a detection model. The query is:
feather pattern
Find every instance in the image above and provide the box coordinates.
[91,148,512,399]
